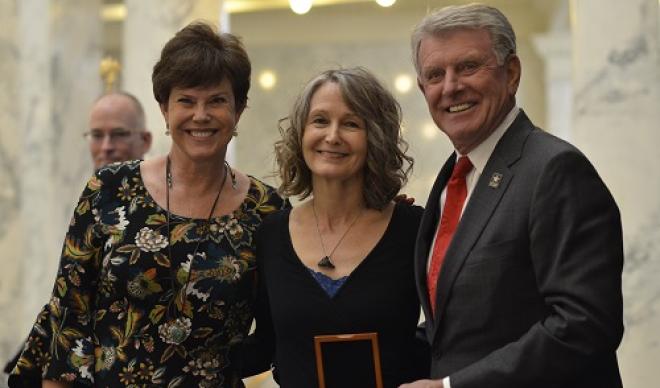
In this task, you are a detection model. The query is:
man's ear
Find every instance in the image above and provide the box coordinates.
[141,131,153,154]
[506,54,522,95]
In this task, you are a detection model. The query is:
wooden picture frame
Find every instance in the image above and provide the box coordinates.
[313,332,383,388]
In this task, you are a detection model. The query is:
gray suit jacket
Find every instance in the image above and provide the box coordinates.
[415,111,623,388]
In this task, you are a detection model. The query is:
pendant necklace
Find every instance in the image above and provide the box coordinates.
[159,155,228,346]
[312,199,364,269]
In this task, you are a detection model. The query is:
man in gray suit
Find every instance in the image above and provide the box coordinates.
[401,4,623,388]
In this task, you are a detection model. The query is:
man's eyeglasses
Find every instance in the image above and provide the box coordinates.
[83,129,136,143]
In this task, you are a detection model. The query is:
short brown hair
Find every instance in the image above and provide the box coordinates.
[152,21,251,111]
[275,67,413,210]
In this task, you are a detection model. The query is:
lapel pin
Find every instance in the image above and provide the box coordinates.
[489,173,503,189]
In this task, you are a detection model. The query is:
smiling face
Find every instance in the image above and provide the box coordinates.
[417,28,520,154]
[160,78,242,163]
[302,81,368,186]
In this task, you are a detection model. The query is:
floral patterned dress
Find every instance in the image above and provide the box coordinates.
[10,160,287,387]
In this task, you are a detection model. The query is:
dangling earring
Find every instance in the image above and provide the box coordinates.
[232,128,238,137]
[225,160,237,189]
[165,123,170,136]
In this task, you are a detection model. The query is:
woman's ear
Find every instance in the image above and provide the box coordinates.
[159,102,169,126]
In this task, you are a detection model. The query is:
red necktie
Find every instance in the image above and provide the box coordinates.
[427,156,473,316]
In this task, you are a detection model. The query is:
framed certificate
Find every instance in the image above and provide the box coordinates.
[313,332,383,388]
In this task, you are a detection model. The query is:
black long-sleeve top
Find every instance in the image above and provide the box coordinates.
[241,203,429,388]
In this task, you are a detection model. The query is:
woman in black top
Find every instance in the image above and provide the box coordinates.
[242,67,428,387]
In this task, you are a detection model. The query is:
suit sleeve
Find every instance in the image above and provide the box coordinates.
[450,150,624,387]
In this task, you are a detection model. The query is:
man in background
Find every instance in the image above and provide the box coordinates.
[86,91,152,170]
[402,3,623,388]
[3,91,152,378]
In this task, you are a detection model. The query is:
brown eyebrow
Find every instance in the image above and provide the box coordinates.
[89,127,132,133]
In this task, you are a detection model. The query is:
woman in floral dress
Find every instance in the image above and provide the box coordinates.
[10,22,286,388]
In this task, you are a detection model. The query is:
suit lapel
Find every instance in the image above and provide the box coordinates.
[429,111,534,344]
[415,154,455,329]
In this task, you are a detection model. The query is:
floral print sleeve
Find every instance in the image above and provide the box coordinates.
[11,170,106,385]
[10,161,288,387]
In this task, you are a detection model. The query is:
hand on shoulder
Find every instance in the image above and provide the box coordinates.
[394,193,415,205]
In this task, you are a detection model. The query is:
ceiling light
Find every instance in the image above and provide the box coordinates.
[290,0,313,14]
[376,0,396,7]
[101,4,126,22]
[422,122,439,139]
[258,70,277,90]
[394,74,413,94]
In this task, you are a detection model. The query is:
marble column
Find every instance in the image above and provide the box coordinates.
[532,32,572,140]
[532,0,572,140]
[122,0,223,158]
[0,0,102,383]
[50,0,104,206]
[15,0,56,364]
[0,0,25,372]
[571,0,660,387]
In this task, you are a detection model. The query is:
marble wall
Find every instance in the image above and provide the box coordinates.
[0,3,21,364]
[0,0,102,386]
[0,0,658,387]
[571,0,660,386]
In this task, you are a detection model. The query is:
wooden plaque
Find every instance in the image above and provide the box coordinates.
[313,332,383,388]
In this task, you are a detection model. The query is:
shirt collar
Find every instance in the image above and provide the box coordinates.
[457,105,520,175]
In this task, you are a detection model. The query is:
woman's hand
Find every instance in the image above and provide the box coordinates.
[43,380,72,388]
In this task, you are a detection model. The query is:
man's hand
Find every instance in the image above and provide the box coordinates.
[399,380,444,388]
[399,379,444,388]
[394,193,415,205]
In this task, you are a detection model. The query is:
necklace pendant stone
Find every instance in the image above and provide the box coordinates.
[318,256,335,269]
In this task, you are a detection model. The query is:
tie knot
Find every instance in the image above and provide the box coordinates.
[452,156,473,179]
